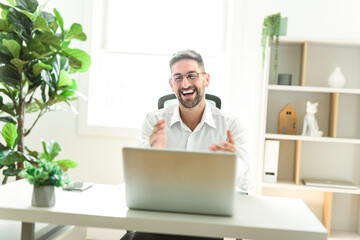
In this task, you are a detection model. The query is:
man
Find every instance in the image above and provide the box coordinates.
[126,50,253,240]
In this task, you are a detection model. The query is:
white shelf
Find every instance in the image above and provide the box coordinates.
[262,181,360,195]
[329,230,360,240]
[268,85,360,95]
[265,133,360,145]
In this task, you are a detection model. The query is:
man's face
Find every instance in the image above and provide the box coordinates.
[169,59,209,109]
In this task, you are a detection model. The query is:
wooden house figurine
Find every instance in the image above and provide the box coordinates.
[278,103,298,135]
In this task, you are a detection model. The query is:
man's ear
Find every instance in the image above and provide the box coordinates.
[205,73,210,88]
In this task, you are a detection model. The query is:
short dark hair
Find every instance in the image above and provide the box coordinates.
[169,50,205,72]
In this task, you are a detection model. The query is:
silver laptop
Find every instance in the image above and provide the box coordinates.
[122,147,237,216]
[303,178,358,190]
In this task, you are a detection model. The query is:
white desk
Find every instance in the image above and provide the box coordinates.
[0,180,327,240]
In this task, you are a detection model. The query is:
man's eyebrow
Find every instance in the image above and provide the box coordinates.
[172,71,197,76]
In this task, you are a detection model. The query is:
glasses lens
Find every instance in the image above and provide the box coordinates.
[173,75,183,83]
[187,73,198,80]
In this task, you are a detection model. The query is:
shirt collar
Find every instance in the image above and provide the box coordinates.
[170,101,216,129]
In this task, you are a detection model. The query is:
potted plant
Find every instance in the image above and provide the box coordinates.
[261,12,288,83]
[0,0,90,183]
[19,159,71,207]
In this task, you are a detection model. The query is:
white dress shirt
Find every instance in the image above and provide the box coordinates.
[139,102,254,191]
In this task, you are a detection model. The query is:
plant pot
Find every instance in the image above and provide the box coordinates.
[277,73,292,85]
[32,186,55,207]
[279,17,288,36]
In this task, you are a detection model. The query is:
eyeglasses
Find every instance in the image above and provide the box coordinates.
[171,72,206,84]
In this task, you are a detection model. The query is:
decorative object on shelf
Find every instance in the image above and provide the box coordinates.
[302,101,323,137]
[19,160,71,207]
[0,0,91,184]
[263,140,280,183]
[328,66,346,88]
[261,13,288,83]
[278,103,298,135]
[277,73,292,85]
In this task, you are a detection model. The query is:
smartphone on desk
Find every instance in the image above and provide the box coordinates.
[63,182,94,192]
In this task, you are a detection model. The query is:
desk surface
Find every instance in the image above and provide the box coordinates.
[0,180,327,240]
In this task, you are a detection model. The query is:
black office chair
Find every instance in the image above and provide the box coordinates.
[158,93,221,109]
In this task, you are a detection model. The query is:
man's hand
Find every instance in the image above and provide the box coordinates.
[149,119,167,148]
[208,130,236,152]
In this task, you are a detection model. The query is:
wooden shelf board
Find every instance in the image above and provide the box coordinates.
[277,37,360,46]
[329,230,360,240]
[262,181,360,194]
[265,133,360,144]
[268,85,360,94]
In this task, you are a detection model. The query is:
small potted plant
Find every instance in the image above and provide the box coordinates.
[261,12,288,83]
[19,159,71,207]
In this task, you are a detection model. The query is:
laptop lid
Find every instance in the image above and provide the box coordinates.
[302,178,358,190]
[122,147,237,216]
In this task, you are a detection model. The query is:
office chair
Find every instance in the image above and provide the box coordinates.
[158,93,221,109]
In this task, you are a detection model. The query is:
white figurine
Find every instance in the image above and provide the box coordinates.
[302,101,323,137]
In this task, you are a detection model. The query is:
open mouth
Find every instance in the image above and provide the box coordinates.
[181,89,195,98]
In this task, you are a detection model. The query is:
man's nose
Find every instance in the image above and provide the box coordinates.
[181,77,191,88]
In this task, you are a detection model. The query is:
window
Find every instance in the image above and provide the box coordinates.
[86,0,229,130]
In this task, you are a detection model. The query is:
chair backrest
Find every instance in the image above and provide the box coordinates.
[158,93,221,109]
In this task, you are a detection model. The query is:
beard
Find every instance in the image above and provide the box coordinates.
[176,85,205,109]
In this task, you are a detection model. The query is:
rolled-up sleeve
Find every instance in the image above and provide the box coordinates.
[229,118,254,192]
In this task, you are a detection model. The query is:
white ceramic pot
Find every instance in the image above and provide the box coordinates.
[328,67,346,88]
[32,185,55,207]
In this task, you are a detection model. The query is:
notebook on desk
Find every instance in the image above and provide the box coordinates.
[302,178,358,190]
[122,147,237,216]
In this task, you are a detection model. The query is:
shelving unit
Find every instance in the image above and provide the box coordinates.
[259,39,360,239]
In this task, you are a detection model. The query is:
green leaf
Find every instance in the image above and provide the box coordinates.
[33,62,52,76]
[33,16,52,33]
[2,39,20,58]
[61,78,77,97]
[40,11,58,33]
[1,123,18,148]
[16,0,38,13]
[28,38,49,56]
[34,31,61,49]
[58,69,71,87]
[1,8,9,19]
[39,140,61,161]
[3,167,20,176]
[0,149,22,165]
[0,116,16,124]
[53,8,64,38]
[65,23,86,41]
[55,159,77,168]
[40,69,53,90]
[0,19,15,32]
[0,65,21,88]
[6,0,16,6]
[10,58,27,74]
[8,8,32,40]
[62,48,91,73]
[2,39,21,58]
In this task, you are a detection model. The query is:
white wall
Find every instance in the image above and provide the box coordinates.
[4,0,360,187]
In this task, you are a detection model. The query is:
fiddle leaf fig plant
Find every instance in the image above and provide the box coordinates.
[0,0,91,183]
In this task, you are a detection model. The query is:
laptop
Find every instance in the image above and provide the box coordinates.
[122,147,237,216]
[302,178,358,190]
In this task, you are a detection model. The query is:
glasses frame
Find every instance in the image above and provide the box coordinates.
[171,72,206,84]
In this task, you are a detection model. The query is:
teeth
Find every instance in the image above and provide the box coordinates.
[182,90,194,94]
